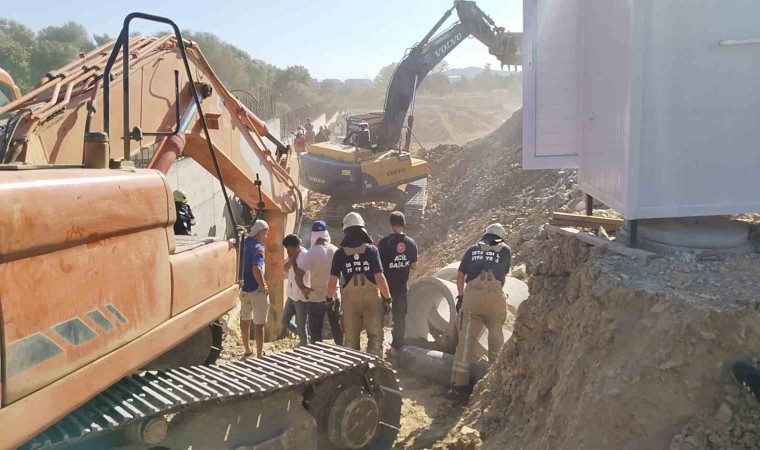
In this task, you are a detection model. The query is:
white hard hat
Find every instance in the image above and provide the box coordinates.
[342,212,365,231]
[173,190,187,203]
[249,219,269,236]
[485,223,507,241]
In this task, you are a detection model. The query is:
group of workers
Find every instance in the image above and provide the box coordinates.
[238,211,418,361]
[295,118,332,147]
[238,209,510,403]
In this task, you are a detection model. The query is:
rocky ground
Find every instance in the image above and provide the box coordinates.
[432,232,760,450]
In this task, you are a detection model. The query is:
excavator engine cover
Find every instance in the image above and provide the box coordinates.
[300,143,428,196]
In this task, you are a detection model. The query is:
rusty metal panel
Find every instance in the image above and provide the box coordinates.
[169,240,237,315]
[1,227,172,403]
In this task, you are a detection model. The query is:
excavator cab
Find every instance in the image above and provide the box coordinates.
[343,112,384,149]
[302,110,429,226]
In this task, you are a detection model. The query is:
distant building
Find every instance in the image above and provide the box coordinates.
[344,78,372,89]
[320,78,343,87]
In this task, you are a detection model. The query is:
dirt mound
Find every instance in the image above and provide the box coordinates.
[435,234,760,449]
[417,109,580,276]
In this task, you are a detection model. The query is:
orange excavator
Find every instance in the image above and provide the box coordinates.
[0,13,400,449]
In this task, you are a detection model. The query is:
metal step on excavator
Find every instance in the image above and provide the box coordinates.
[0,13,400,449]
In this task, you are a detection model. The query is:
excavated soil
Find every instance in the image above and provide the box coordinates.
[434,234,760,450]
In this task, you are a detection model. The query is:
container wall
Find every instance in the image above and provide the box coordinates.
[635,0,760,218]
[578,0,634,215]
[522,0,582,170]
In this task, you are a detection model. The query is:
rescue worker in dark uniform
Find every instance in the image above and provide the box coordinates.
[173,190,195,235]
[448,223,511,402]
[378,211,418,358]
[327,212,393,357]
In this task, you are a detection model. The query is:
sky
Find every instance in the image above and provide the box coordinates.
[4,0,522,80]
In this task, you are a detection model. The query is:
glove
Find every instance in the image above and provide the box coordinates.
[456,295,463,314]
[382,297,392,315]
[326,297,335,310]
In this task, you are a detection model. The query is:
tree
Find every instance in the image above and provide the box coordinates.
[29,40,79,82]
[0,20,35,91]
[320,79,341,97]
[93,33,112,46]
[273,65,312,94]
[374,63,397,89]
[38,22,94,52]
[280,80,320,110]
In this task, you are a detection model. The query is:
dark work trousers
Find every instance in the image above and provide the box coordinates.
[306,302,328,343]
[282,298,309,346]
[390,287,408,350]
[326,300,344,346]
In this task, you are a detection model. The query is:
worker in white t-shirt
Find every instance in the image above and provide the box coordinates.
[283,234,311,346]
[299,221,344,344]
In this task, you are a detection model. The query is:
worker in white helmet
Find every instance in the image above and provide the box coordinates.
[448,223,511,402]
[173,190,195,235]
[327,212,393,357]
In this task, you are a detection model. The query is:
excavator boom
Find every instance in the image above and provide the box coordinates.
[375,0,521,150]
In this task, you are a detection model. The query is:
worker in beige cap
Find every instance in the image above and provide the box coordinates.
[448,223,511,402]
[327,212,392,357]
[240,219,270,358]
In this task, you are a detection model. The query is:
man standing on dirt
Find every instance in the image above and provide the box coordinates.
[378,211,418,358]
[299,221,344,344]
[283,234,311,346]
[240,220,270,358]
[327,212,393,357]
[448,223,511,402]
[304,118,315,144]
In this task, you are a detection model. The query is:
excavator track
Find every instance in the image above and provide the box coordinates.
[324,196,352,226]
[403,178,427,228]
[23,343,402,450]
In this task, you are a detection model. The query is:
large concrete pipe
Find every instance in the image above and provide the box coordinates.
[407,277,511,359]
[405,277,458,353]
[398,345,489,387]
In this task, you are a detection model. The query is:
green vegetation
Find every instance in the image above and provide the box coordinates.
[0,18,321,111]
[0,17,518,114]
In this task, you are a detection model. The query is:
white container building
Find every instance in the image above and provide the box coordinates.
[522,0,760,220]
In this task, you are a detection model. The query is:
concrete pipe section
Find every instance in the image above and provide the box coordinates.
[406,276,524,359]
[398,345,489,387]
[405,277,459,353]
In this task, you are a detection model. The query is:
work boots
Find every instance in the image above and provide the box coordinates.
[444,386,471,404]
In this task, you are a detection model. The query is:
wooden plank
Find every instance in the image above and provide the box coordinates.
[552,212,624,227]
[544,224,658,260]
[549,219,621,231]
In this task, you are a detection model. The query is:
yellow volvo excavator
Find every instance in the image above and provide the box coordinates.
[300,0,521,225]
[0,13,400,449]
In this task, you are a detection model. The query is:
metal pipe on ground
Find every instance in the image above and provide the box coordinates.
[398,345,489,386]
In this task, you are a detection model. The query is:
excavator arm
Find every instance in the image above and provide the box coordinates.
[376,0,521,151]
[0,23,299,219]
